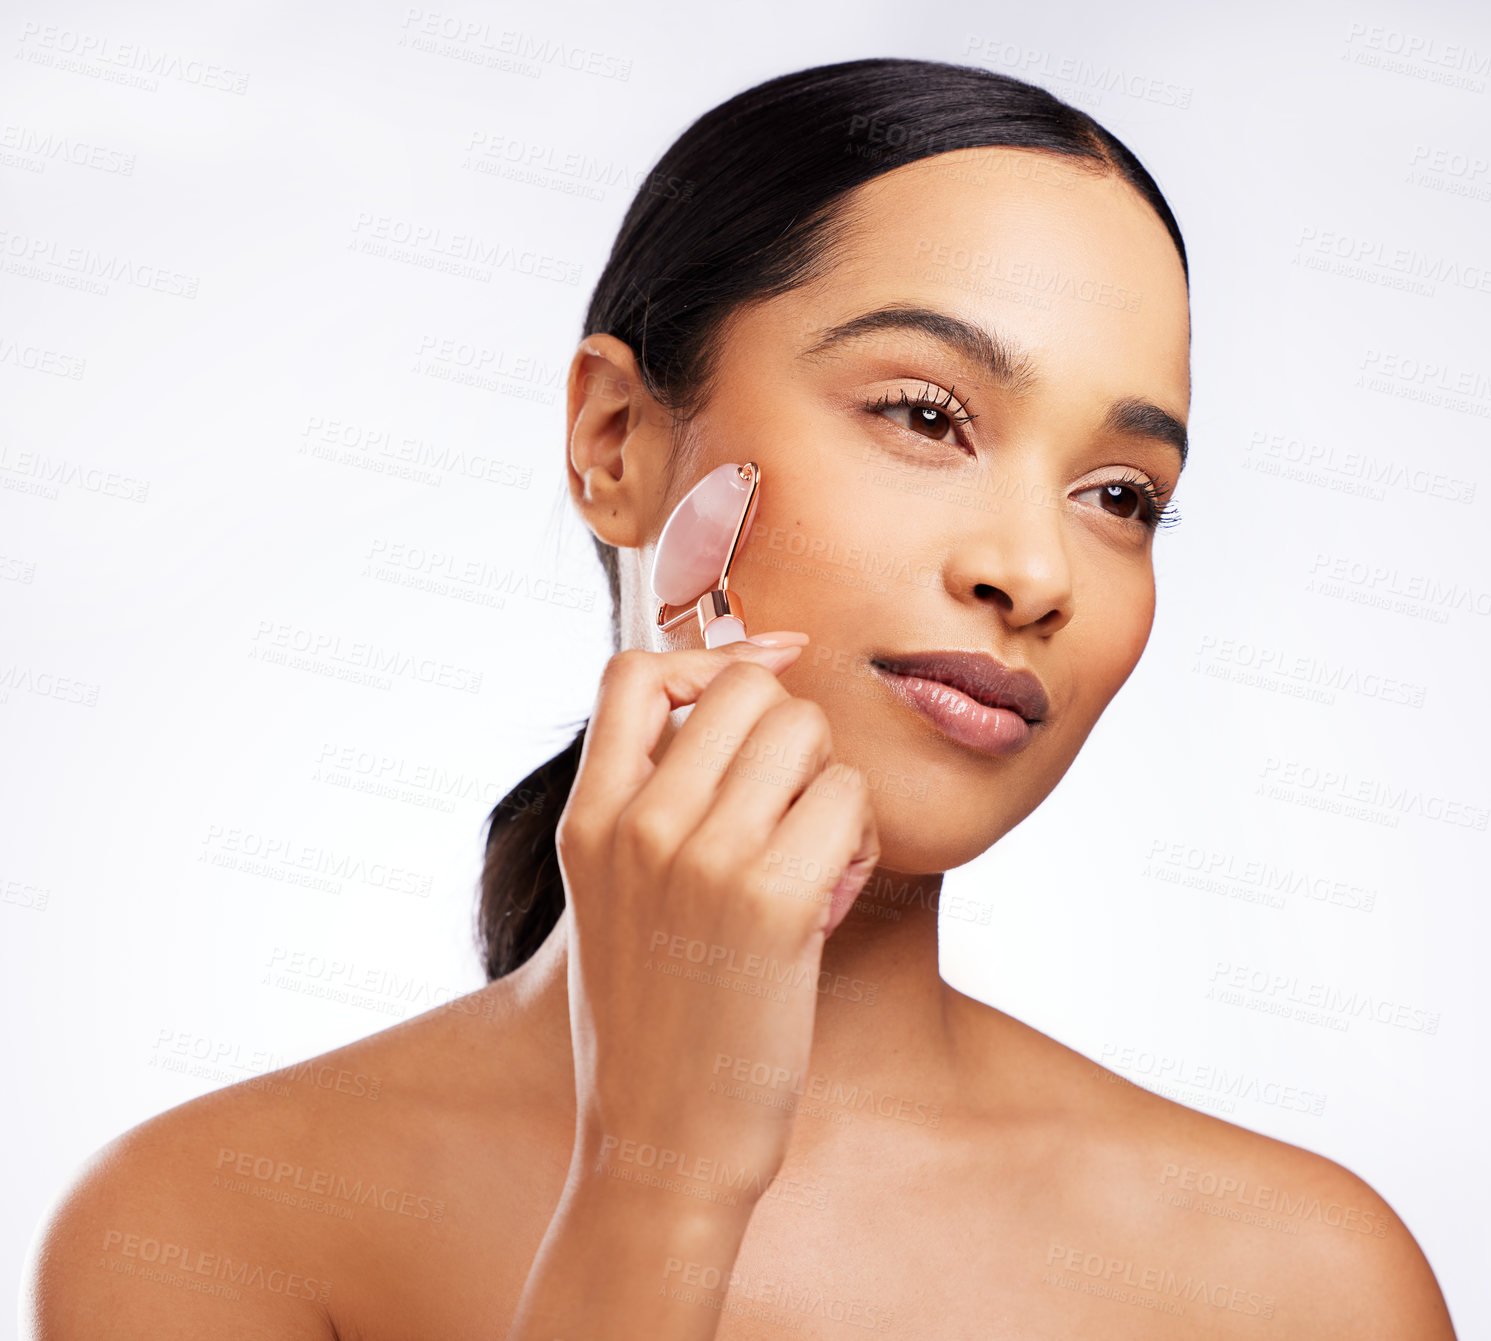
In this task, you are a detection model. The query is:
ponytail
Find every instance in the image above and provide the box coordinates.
[477,719,587,980]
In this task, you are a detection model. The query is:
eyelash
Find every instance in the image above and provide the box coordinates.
[1095,470,1181,532]
[862,383,1181,533]
[862,382,978,438]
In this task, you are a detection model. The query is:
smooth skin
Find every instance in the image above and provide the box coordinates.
[23,147,1458,1339]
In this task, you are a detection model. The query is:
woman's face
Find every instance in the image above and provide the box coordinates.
[637,146,1191,873]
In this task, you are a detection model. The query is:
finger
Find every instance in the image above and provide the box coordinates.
[679,696,834,869]
[622,659,804,852]
[567,641,805,843]
[759,762,881,939]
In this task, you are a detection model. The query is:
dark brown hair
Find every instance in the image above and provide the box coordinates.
[476,55,1189,980]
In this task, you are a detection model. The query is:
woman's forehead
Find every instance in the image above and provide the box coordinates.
[725,164,1192,417]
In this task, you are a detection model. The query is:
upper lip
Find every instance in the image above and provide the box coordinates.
[871,650,1050,723]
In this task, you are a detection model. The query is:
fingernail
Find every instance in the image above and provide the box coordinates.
[744,630,811,647]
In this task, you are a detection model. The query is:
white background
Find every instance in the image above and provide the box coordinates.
[3,0,1487,1334]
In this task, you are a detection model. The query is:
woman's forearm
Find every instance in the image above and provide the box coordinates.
[506,1173,757,1340]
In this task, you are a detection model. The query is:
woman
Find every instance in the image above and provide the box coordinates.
[25,57,1457,1339]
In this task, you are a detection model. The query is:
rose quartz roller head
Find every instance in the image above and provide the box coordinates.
[650,461,761,648]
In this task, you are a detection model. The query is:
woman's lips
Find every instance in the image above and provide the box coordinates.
[871,666,1038,756]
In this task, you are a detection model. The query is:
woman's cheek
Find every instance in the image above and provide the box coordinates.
[1084,568,1158,702]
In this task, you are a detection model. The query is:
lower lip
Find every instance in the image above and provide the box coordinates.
[872,666,1036,757]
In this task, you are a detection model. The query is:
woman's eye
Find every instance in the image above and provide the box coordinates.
[882,401,958,442]
[1074,481,1150,523]
[865,386,974,445]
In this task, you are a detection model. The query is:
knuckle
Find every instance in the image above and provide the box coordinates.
[614,801,678,865]
[669,835,730,890]
[783,694,832,734]
[766,696,833,753]
[714,656,789,697]
[600,647,647,688]
[554,807,597,863]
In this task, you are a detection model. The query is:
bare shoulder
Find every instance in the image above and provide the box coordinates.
[21,1045,352,1339]
[22,978,573,1340]
[1063,1041,1459,1340]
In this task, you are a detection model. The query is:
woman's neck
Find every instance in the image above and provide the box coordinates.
[502,865,995,1133]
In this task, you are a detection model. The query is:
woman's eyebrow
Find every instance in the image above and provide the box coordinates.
[800,303,1187,470]
[799,303,1040,392]
[1103,395,1188,471]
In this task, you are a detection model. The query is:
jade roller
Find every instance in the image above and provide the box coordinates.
[650,461,761,648]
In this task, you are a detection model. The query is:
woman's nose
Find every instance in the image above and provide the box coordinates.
[942,488,1074,635]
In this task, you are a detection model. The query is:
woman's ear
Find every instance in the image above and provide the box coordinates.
[564,333,671,550]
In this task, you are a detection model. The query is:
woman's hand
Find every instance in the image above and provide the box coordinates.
[507,634,880,1340]
[558,635,881,1204]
